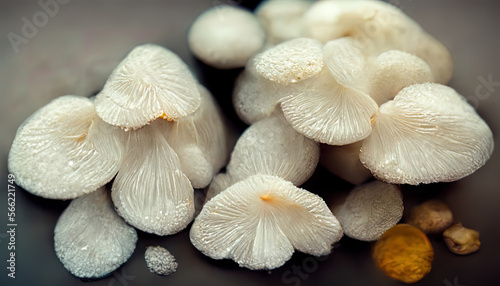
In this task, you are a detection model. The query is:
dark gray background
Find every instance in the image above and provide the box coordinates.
[1,1,499,285]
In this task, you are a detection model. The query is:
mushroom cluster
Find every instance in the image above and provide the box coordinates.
[8,43,232,278]
[7,0,496,283]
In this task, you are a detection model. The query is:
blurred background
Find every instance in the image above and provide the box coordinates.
[1,0,499,285]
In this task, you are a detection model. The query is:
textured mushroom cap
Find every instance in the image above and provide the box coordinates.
[191,174,342,270]
[360,83,494,185]
[165,85,233,188]
[112,120,194,235]
[406,200,453,234]
[94,44,201,130]
[8,95,123,199]
[255,0,312,45]
[188,5,266,69]
[334,180,403,241]
[206,110,319,201]
[280,69,378,145]
[145,246,178,276]
[368,50,434,106]
[320,141,372,185]
[54,187,137,279]
[253,38,324,84]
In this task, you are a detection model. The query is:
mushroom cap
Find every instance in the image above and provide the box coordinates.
[94,44,201,130]
[255,0,312,45]
[188,5,266,69]
[145,246,178,276]
[406,200,453,234]
[54,187,137,279]
[368,50,435,106]
[253,37,324,84]
[165,85,233,188]
[360,83,494,185]
[8,95,123,199]
[280,69,378,145]
[206,109,319,201]
[111,120,194,236]
[190,174,342,270]
[334,180,403,241]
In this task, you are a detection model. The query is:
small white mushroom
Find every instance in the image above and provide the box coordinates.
[188,5,266,69]
[255,0,312,45]
[280,69,378,145]
[206,109,319,201]
[334,180,403,241]
[360,83,494,185]
[320,141,372,185]
[111,119,194,236]
[368,50,435,106]
[145,246,178,276]
[8,95,123,199]
[191,174,343,270]
[54,187,137,279]
[165,85,233,188]
[94,44,201,130]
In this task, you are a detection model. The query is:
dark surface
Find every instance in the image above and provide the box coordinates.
[1,1,499,285]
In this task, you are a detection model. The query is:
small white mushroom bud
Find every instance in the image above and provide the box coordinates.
[334,180,403,241]
[360,83,494,185]
[112,119,194,236]
[191,174,343,270]
[188,5,266,69]
[145,246,178,276]
[54,187,137,279]
[94,44,201,130]
[8,95,123,199]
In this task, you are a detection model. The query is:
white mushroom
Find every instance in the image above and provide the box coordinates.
[206,109,319,201]
[280,69,378,145]
[165,85,233,188]
[191,174,343,270]
[360,83,494,185]
[94,44,201,130]
[188,5,266,69]
[334,180,403,241]
[111,119,194,236]
[54,187,137,279]
[320,141,372,185]
[8,95,123,199]
[302,0,453,84]
[255,0,312,45]
[145,246,178,276]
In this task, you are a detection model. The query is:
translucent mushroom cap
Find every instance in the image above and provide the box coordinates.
[8,95,123,199]
[54,187,137,279]
[360,83,494,185]
[188,5,266,69]
[95,44,201,130]
[191,174,342,270]
[334,180,403,241]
